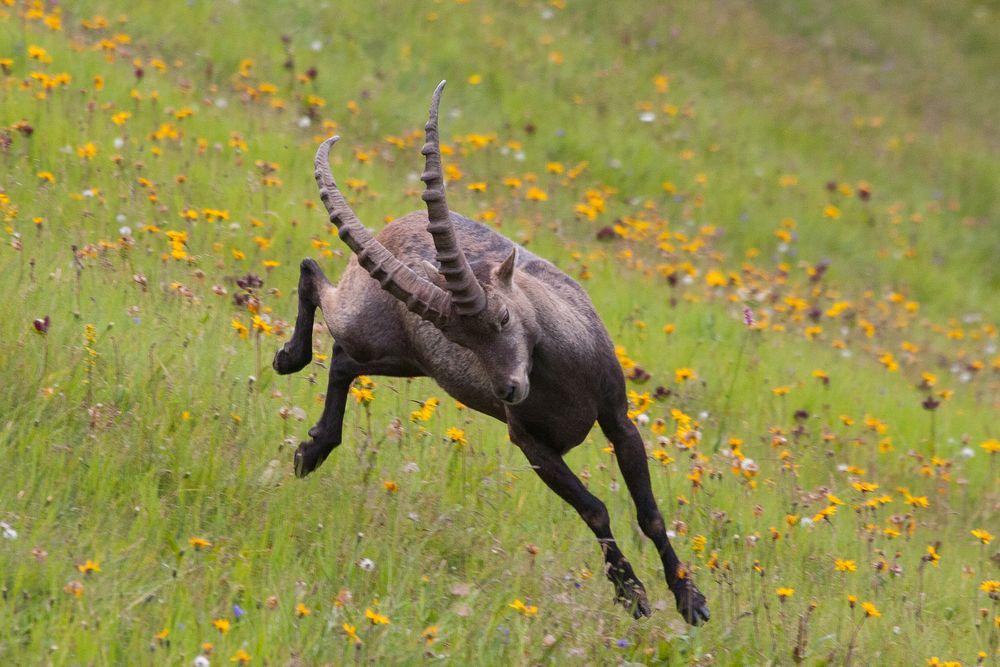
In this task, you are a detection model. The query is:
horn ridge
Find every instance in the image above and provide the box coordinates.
[420,81,487,316]
[315,136,452,327]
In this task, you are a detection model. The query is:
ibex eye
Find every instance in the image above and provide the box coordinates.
[500,309,510,327]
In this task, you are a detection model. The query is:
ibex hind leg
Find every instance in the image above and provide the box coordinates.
[273,258,329,375]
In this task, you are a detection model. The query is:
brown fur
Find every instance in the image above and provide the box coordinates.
[272,83,709,625]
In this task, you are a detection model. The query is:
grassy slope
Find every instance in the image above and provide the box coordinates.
[1,1,998,665]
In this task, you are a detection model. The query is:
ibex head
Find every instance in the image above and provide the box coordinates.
[314,81,536,405]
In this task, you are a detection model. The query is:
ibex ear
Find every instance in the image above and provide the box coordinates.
[493,247,517,288]
[422,260,441,284]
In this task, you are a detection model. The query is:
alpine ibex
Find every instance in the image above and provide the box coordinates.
[273,82,709,625]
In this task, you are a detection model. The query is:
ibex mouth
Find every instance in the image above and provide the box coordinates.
[499,383,529,406]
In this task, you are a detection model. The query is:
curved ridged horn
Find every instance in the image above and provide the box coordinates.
[315,136,453,326]
[420,80,487,317]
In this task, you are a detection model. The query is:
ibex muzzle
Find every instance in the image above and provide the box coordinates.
[273,81,710,626]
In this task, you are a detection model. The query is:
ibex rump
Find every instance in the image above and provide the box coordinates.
[273,82,709,625]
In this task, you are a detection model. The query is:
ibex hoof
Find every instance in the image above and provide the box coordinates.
[672,580,710,626]
[615,579,652,619]
[273,344,311,375]
[294,440,334,478]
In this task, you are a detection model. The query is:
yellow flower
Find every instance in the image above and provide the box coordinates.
[212,618,231,634]
[981,438,1000,454]
[971,529,994,544]
[467,73,482,85]
[525,186,548,202]
[775,587,795,600]
[230,649,251,663]
[383,480,399,493]
[77,559,101,574]
[188,536,211,550]
[860,601,881,618]
[508,598,538,617]
[231,318,249,339]
[834,558,857,572]
[980,580,999,594]
[154,628,169,643]
[364,608,390,625]
[342,623,361,644]
[421,624,439,646]
[446,427,467,446]
[823,204,841,219]
[295,602,311,617]
[675,367,697,383]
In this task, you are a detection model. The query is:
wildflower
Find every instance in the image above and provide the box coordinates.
[980,580,999,595]
[923,545,941,567]
[421,625,439,646]
[526,187,548,201]
[409,397,439,422]
[78,559,101,574]
[233,604,245,619]
[834,558,857,572]
[508,598,539,617]
[823,204,841,219]
[295,602,311,617]
[971,529,994,544]
[154,628,169,643]
[231,318,249,339]
[860,601,881,618]
[446,426,467,446]
[33,316,50,335]
[776,587,795,600]
[212,618,231,634]
[358,557,375,571]
[230,649,251,663]
[468,73,482,85]
[981,438,999,454]
[64,581,84,597]
[189,537,211,550]
[342,622,362,644]
[675,367,697,383]
[364,608,390,625]
[383,480,399,493]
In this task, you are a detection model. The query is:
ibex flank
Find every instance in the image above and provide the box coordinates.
[273,81,710,625]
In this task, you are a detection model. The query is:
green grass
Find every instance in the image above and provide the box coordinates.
[1,1,998,664]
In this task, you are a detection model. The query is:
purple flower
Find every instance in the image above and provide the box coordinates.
[616,638,629,648]
[233,603,246,618]
[32,316,50,335]
[743,307,755,327]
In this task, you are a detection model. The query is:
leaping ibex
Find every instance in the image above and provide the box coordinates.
[273,82,709,625]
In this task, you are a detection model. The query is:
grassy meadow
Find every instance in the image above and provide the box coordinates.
[1,0,998,664]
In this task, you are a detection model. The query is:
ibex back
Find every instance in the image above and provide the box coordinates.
[273,81,709,625]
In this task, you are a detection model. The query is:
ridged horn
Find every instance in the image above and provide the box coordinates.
[315,136,453,326]
[420,80,487,317]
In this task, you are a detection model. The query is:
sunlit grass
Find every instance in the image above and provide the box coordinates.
[1,1,997,665]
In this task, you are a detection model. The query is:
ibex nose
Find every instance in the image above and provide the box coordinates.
[498,379,529,405]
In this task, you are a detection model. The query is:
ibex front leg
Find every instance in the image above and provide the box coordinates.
[294,345,424,477]
[508,421,652,619]
[600,412,710,625]
[273,258,325,375]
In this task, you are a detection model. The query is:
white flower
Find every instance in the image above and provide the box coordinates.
[0,521,17,540]
[297,116,312,129]
[636,413,650,426]
[214,98,228,108]
[638,111,656,123]
[119,226,132,237]
[960,447,974,458]
[358,557,375,571]
[310,40,323,52]
[112,137,124,149]
[193,656,210,667]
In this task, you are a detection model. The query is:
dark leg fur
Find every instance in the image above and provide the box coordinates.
[294,346,424,478]
[508,422,652,619]
[599,412,710,626]
[273,258,326,375]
